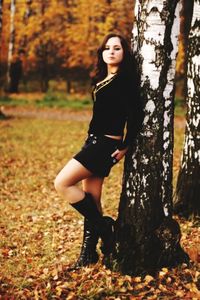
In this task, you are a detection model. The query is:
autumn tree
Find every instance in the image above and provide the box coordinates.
[115,0,189,275]
[0,0,4,81]
[0,0,3,41]
[7,0,16,86]
[0,0,4,116]
[109,0,134,41]
[1,0,136,92]
[7,0,16,91]
[174,0,200,219]
[0,0,10,90]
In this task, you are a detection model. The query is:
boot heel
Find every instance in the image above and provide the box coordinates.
[70,193,115,258]
[100,216,115,255]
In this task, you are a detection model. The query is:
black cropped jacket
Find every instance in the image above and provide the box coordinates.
[88,73,144,150]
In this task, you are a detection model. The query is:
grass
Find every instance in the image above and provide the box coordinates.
[0,91,92,110]
[0,114,199,299]
[0,90,186,115]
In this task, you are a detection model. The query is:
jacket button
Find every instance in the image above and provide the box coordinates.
[92,140,97,144]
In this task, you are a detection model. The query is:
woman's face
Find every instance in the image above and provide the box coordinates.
[102,37,124,66]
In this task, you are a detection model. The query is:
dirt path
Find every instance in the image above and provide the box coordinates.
[1,106,186,128]
[1,106,91,121]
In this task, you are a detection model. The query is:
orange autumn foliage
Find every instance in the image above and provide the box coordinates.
[0,0,186,80]
[1,0,134,75]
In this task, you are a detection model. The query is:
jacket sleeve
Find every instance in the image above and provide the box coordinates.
[118,78,144,150]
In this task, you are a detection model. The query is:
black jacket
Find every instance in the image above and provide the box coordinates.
[88,73,144,149]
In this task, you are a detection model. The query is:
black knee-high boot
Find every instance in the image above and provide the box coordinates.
[73,218,99,269]
[71,193,115,255]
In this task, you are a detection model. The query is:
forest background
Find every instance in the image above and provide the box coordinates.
[0,0,187,102]
[0,0,199,299]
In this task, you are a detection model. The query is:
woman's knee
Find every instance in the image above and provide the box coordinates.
[54,175,65,194]
[54,171,74,195]
[54,158,91,195]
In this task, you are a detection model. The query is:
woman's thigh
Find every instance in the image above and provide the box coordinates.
[55,158,93,188]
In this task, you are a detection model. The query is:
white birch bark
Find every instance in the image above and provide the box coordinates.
[131,0,181,218]
[7,0,16,83]
[8,0,15,64]
[116,0,188,275]
[174,0,200,218]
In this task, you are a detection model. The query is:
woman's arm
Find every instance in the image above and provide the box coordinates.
[118,75,144,150]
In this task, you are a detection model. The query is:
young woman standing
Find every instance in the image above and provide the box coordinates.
[54,33,144,269]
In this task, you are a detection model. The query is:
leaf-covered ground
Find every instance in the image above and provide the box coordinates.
[0,112,199,299]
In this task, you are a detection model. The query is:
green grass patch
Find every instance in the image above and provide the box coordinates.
[0,93,187,116]
[0,95,29,106]
[0,91,92,110]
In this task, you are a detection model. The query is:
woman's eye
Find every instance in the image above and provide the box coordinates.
[104,46,121,51]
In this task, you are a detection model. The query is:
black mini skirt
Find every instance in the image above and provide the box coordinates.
[73,134,122,177]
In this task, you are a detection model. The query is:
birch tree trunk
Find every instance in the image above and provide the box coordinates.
[115,0,189,275]
[174,0,200,219]
[7,0,16,84]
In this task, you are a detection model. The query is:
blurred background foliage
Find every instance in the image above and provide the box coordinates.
[0,0,191,105]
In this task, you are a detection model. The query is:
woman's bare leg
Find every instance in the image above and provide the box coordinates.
[54,158,92,203]
[55,160,115,257]
[82,176,104,214]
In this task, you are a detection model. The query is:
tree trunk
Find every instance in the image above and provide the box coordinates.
[39,2,49,93]
[114,0,189,275]
[7,0,16,85]
[66,79,72,94]
[174,0,200,219]
[179,0,194,97]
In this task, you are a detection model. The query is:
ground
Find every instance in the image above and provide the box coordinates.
[0,107,199,299]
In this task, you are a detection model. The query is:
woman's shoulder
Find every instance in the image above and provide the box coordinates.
[116,72,136,90]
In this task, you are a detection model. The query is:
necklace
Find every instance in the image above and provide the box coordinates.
[110,71,118,75]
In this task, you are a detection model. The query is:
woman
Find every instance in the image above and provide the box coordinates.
[54,33,144,269]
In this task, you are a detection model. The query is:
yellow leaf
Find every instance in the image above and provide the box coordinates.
[134,276,141,282]
[144,275,154,283]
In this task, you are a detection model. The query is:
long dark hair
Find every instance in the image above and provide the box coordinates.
[91,33,137,85]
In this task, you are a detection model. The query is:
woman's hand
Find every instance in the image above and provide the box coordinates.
[111,147,128,162]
